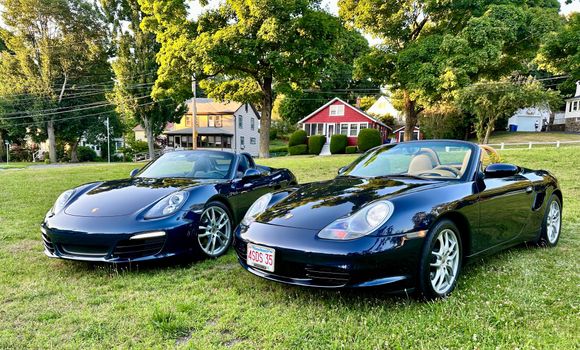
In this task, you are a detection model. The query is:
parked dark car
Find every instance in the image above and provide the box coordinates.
[234,140,562,299]
[41,150,296,263]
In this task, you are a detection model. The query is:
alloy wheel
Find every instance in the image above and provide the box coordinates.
[429,228,460,295]
[197,206,232,257]
[546,201,561,244]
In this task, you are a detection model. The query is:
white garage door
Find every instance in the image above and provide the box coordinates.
[516,116,539,132]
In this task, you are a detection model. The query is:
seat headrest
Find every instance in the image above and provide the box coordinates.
[408,154,434,175]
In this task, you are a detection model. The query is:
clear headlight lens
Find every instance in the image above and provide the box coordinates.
[144,191,189,219]
[317,201,394,240]
[52,189,75,214]
[241,193,273,226]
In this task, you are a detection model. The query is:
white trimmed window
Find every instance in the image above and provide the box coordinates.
[329,105,345,116]
[250,137,256,145]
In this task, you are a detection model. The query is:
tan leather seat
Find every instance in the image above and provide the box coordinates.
[458,150,472,176]
[408,154,434,175]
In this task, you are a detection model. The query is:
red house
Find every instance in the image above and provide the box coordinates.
[393,126,423,143]
[298,97,392,146]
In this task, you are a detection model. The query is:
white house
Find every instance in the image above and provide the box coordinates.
[367,95,404,124]
[508,106,551,132]
[163,98,261,157]
[562,81,580,133]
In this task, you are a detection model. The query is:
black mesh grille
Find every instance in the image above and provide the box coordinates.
[112,236,166,260]
[304,265,350,286]
[60,244,109,257]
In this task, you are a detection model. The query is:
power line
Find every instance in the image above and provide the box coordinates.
[1,95,153,121]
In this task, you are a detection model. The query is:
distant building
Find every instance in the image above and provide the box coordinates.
[508,106,551,132]
[166,98,261,157]
[393,126,423,143]
[367,95,404,124]
[564,81,580,132]
[298,97,392,148]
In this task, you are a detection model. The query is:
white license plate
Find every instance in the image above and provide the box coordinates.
[247,243,275,272]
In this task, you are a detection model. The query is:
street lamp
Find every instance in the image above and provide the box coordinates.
[4,140,9,164]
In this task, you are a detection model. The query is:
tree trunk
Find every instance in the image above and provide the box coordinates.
[47,120,57,163]
[483,122,494,145]
[259,77,273,158]
[70,138,80,163]
[143,118,155,160]
[0,132,4,162]
[403,90,418,141]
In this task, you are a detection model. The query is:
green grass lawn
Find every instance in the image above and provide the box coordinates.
[477,131,580,144]
[0,149,578,348]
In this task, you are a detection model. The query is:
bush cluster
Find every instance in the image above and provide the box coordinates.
[357,128,382,152]
[288,144,308,155]
[77,146,97,162]
[330,134,348,154]
[288,130,308,147]
[308,135,326,155]
[345,146,358,154]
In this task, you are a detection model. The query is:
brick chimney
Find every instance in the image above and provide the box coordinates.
[355,97,361,108]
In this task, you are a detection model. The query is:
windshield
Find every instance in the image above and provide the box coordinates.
[343,142,474,180]
[137,151,235,179]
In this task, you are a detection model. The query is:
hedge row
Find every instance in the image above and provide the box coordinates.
[288,144,308,155]
[308,135,326,155]
[330,134,348,154]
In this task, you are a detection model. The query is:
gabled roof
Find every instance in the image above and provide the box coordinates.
[184,98,260,118]
[297,97,391,129]
[393,126,420,133]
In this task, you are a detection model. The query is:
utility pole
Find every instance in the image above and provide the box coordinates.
[4,140,9,164]
[191,74,198,149]
[106,116,110,164]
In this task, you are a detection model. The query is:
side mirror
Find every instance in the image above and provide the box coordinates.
[484,163,519,179]
[338,166,347,175]
[129,168,140,178]
[243,168,262,180]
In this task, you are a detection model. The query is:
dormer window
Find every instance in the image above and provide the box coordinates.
[329,105,345,116]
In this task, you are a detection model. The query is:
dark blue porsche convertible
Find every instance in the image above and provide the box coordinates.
[41,150,296,262]
[234,140,563,299]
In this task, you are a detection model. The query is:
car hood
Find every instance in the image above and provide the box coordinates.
[64,177,217,217]
[257,176,444,230]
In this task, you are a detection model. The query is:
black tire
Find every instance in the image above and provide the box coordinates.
[194,201,234,258]
[417,219,463,299]
[537,194,562,247]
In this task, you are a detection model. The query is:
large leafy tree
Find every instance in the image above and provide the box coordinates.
[537,12,580,95]
[102,0,185,160]
[458,79,561,144]
[0,0,113,163]
[141,0,351,157]
[339,0,561,141]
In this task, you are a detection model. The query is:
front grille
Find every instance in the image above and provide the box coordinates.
[112,236,166,259]
[41,231,55,254]
[60,244,109,257]
[305,265,350,286]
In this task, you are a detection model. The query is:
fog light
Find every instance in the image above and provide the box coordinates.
[130,231,166,240]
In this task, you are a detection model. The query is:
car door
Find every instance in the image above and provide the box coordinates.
[475,165,534,252]
[232,154,272,215]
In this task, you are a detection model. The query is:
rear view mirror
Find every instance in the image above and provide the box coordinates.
[484,163,519,178]
[243,168,262,179]
[130,168,140,178]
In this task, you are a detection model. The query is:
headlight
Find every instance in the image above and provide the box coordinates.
[241,193,272,226]
[144,191,189,219]
[51,190,75,214]
[317,201,394,240]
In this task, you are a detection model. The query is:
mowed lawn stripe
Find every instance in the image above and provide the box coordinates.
[0,149,578,349]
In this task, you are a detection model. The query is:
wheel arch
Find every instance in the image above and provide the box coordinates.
[552,188,563,208]
[432,211,472,259]
[206,195,237,223]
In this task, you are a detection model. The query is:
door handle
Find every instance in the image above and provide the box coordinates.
[525,186,533,193]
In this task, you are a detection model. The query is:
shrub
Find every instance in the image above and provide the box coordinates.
[269,129,278,140]
[270,146,288,156]
[77,146,97,162]
[346,146,358,154]
[357,128,382,152]
[330,134,348,154]
[288,144,308,155]
[308,135,326,155]
[288,130,307,147]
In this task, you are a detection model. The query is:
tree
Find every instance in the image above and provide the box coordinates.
[102,0,185,159]
[458,79,561,144]
[141,0,350,157]
[0,0,113,163]
[537,12,580,95]
[339,0,561,141]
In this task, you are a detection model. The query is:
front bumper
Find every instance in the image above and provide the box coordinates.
[41,212,197,263]
[233,222,425,290]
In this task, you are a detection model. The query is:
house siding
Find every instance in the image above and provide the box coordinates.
[233,104,261,157]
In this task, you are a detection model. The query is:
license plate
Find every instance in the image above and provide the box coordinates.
[246,243,275,272]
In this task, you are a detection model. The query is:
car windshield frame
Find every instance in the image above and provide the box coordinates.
[339,140,479,182]
[136,150,236,180]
